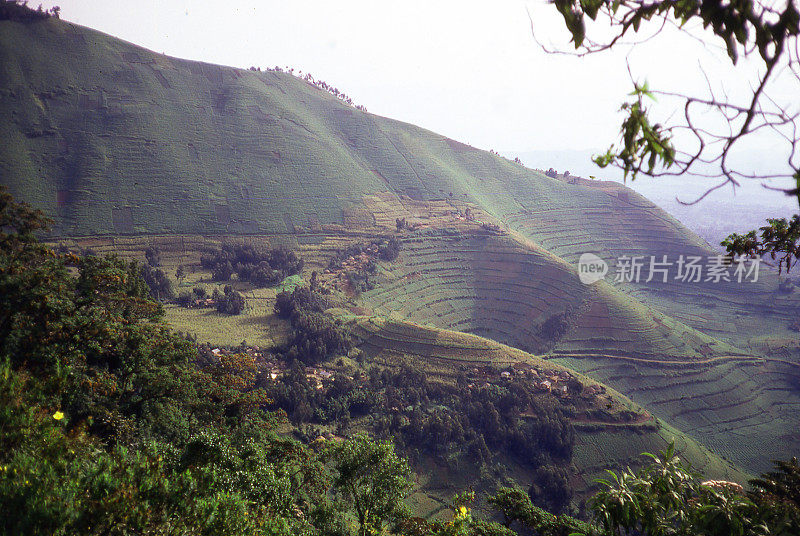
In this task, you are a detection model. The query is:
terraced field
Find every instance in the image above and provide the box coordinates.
[342,314,749,494]
[355,232,800,473]
[3,15,799,481]
[557,355,800,473]
[361,232,739,360]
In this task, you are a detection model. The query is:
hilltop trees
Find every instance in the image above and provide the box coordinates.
[0,0,60,21]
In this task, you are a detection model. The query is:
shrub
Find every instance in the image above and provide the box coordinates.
[144,246,162,267]
[274,287,350,364]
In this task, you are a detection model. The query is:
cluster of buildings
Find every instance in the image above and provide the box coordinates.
[322,247,379,292]
[191,297,217,308]
[466,363,605,399]
[202,344,609,402]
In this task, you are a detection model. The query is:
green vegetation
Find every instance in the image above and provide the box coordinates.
[274,286,353,364]
[2,9,800,527]
[583,444,800,536]
[326,434,412,536]
[139,262,175,301]
[724,215,800,273]
[2,186,799,536]
[201,243,303,287]
[0,0,59,21]
[265,360,575,513]
[325,238,400,294]
[548,0,800,276]
[0,188,321,533]
[213,285,247,315]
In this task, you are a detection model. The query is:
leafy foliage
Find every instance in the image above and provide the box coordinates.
[592,81,675,180]
[723,215,800,273]
[201,243,303,287]
[488,486,589,535]
[274,286,352,364]
[325,434,412,536]
[547,0,800,273]
[140,262,175,301]
[579,442,798,536]
[213,285,247,315]
[749,457,800,533]
[265,362,576,511]
[0,188,354,534]
[4,187,799,534]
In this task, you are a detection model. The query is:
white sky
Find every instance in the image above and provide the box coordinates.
[34,0,799,206]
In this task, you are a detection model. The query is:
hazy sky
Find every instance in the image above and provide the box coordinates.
[34,0,798,206]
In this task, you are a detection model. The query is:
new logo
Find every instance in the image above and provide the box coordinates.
[577,253,608,284]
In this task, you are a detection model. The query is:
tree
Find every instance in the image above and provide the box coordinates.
[144,246,162,267]
[579,442,800,536]
[139,263,175,301]
[215,285,246,315]
[0,0,60,21]
[542,0,800,271]
[749,457,800,533]
[326,434,412,536]
[487,486,587,536]
[723,215,800,273]
[0,187,341,535]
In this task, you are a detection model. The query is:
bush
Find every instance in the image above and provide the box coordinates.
[538,314,569,341]
[274,286,329,318]
[144,246,162,267]
[274,287,350,364]
[378,237,400,261]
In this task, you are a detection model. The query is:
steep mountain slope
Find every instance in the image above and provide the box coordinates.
[2,17,795,344]
[2,16,799,475]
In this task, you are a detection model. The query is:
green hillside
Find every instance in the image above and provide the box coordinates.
[2,15,799,478]
[344,314,749,493]
[2,16,795,345]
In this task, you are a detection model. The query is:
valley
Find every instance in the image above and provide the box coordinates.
[2,10,799,526]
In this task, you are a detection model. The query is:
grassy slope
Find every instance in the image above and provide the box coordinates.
[2,17,798,475]
[341,314,750,509]
[2,17,796,348]
[357,231,800,473]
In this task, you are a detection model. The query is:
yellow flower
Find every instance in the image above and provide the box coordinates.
[52,411,65,421]
[459,506,467,515]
